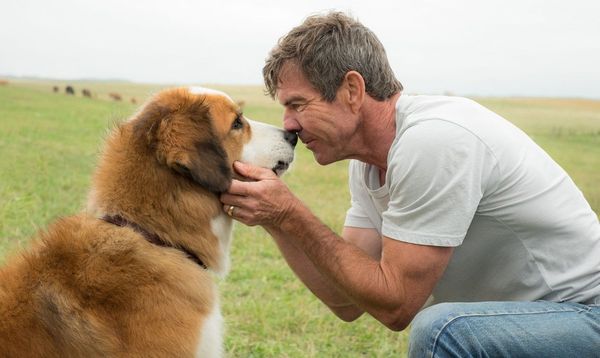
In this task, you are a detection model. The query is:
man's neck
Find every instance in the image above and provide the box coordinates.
[353,92,401,170]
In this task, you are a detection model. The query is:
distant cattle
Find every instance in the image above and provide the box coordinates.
[82,89,92,98]
[130,97,137,104]
[0,80,9,86]
[52,86,59,93]
[108,92,122,101]
[65,86,75,95]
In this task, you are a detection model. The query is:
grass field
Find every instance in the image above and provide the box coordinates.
[1,79,599,357]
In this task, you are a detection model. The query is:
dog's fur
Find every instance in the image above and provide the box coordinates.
[0,87,295,357]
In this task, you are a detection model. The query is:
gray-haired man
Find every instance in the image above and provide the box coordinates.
[221,11,600,357]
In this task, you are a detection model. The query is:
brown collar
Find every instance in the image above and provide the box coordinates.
[101,215,207,270]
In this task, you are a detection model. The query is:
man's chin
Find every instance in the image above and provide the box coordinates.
[312,151,336,166]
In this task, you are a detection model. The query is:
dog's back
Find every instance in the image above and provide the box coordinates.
[0,215,217,357]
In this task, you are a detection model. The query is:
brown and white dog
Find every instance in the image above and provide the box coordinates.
[0,87,296,357]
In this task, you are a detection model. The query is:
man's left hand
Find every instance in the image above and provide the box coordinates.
[220,161,298,227]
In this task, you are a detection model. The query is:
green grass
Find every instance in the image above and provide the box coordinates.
[0,84,133,256]
[1,80,598,357]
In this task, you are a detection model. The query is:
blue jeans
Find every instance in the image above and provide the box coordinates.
[408,301,600,357]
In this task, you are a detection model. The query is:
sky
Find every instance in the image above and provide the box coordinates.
[2,0,599,98]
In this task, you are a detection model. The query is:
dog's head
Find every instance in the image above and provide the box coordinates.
[132,87,297,193]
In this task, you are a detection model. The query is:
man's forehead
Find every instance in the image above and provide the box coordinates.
[276,62,318,103]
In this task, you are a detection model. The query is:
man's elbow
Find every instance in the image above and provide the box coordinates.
[337,307,410,330]
[381,317,410,331]
[330,305,364,322]
[376,308,413,332]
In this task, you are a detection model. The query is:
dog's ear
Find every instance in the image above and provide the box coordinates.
[170,138,233,193]
[133,101,166,150]
[132,92,233,193]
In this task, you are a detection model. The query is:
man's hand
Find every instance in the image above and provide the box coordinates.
[220,161,298,227]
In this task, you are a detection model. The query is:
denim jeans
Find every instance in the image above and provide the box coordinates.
[408,301,600,358]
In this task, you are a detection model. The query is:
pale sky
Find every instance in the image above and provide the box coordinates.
[2,0,599,98]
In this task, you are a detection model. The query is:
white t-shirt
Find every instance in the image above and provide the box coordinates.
[345,95,600,304]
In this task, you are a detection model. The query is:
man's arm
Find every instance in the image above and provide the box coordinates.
[262,225,382,322]
[221,162,453,330]
[264,225,365,321]
[274,200,452,330]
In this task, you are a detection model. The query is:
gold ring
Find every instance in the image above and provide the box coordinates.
[227,205,235,217]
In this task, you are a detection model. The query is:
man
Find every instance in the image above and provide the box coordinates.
[220,12,600,357]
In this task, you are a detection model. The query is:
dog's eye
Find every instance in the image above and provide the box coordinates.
[231,116,244,130]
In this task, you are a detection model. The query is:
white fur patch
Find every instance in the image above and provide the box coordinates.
[195,303,224,358]
[242,118,295,176]
[210,214,233,278]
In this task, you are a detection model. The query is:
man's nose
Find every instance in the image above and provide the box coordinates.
[283,109,301,133]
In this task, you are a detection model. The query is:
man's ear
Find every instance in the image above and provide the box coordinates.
[343,71,366,114]
[169,138,233,193]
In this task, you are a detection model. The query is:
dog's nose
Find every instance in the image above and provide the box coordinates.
[284,131,298,147]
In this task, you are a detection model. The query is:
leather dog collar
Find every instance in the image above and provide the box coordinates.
[101,215,207,270]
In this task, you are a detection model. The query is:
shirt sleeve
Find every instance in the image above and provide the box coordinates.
[344,160,378,230]
[382,119,497,247]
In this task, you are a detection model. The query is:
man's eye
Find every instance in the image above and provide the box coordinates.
[291,103,306,112]
[231,116,244,130]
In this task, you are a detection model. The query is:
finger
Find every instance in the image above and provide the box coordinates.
[220,192,241,206]
[222,205,255,226]
[222,202,244,215]
[234,161,277,181]
[227,179,252,196]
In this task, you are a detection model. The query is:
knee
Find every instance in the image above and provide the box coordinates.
[408,302,473,358]
[408,303,455,354]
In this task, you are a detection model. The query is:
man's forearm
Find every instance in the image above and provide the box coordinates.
[265,200,413,330]
[265,223,364,322]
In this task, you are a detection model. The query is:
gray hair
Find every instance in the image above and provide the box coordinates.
[263,11,402,102]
